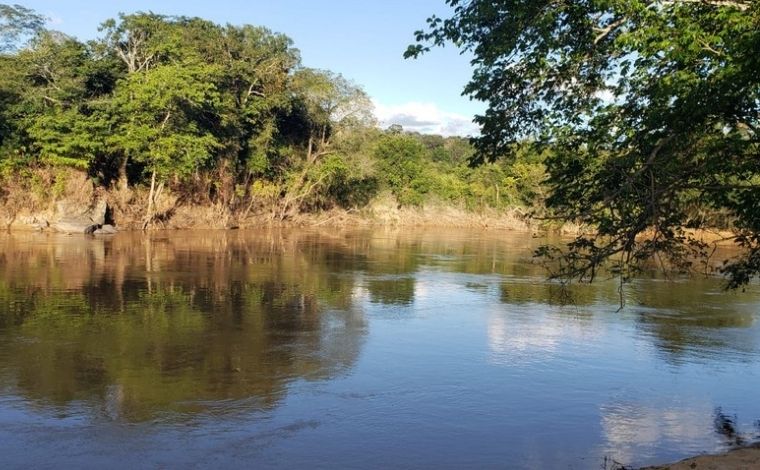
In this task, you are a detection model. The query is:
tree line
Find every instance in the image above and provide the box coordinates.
[0,5,546,229]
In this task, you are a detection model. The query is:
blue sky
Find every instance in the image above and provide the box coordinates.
[19,0,483,136]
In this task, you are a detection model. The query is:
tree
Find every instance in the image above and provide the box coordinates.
[0,3,45,52]
[0,26,117,171]
[17,32,108,170]
[98,12,176,189]
[374,133,429,206]
[97,14,228,227]
[407,0,760,287]
[290,69,374,164]
[0,3,45,154]
[278,69,374,219]
[108,61,220,228]
[195,23,300,205]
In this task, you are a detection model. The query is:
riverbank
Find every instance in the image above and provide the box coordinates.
[0,169,550,233]
[0,169,736,248]
[3,199,542,232]
[642,444,760,469]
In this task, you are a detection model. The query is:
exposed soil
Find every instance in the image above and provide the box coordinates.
[0,169,542,233]
[641,444,760,470]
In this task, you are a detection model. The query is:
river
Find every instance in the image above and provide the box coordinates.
[0,229,758,469]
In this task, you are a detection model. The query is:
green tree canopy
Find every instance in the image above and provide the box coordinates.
[289,68,374,163]
[18,32,107,169]
[374,133,430,206]
[408,0,760,286]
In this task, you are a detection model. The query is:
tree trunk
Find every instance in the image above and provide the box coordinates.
[306,136,314,164]
[118,156,129,191]
[142,170,156,231]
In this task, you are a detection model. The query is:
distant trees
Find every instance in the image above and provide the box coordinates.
[374,134,429,206]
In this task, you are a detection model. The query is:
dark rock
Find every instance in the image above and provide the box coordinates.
[94,224,118,235]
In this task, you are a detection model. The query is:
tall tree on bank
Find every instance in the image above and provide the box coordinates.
[407,0,760,287]
[100,14,222,227]
[198,24,299,206]
[98,13,308,226]
[99,13,176,190]
[278,69,374,219]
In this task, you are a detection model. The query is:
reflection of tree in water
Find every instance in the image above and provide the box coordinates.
[2,229,759,421]
[2,228,559,421]
[499,279,615,306]
[495,270,760,363]
[0,231,369,422]
[629,279,758,363]
[712,408,760,447]
[367,277,415,305]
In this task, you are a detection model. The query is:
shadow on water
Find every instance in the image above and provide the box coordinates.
[712,408,760,448]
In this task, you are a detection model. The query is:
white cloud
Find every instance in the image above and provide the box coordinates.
[372,100,479,137]
[487,306,596,364]
[600,402,716,465]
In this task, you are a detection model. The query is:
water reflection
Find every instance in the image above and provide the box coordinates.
[496,274,759,364]
[0,229,758,468]
[600,402,715,464]
[487,305,597,364]
[628,280,759,364]
[0,231,368,421]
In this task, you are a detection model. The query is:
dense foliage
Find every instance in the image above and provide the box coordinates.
[408,0,760,286]
[0,6,544,227]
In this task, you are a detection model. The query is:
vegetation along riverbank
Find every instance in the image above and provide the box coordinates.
[0,9,548,233]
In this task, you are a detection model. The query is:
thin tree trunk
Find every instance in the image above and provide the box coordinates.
[306,136,314,164]
[143,170,156,230]
[118,156,129,191]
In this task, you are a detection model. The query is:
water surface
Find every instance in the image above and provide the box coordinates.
[0,229,759,469]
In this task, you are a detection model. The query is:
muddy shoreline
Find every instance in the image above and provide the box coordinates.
[641,444,760,469]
